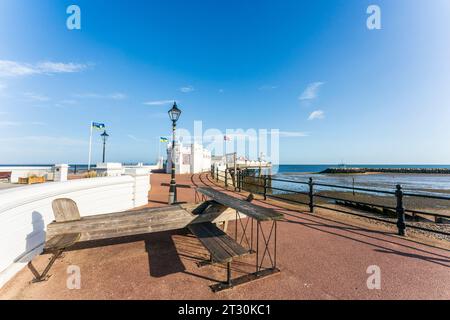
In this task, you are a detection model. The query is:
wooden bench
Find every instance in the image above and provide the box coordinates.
[188,222,248,291]
[194,187,284,292]
[39,198,237,283]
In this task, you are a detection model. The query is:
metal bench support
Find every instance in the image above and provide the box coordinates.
[28,249,64,283]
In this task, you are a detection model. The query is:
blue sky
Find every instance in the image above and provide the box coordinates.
[0,0,449,164]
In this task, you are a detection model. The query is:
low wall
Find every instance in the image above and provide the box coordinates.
[0,171,150,288]
[0,166,53,183]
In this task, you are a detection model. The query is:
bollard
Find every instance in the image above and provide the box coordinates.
[308,177,314,213]
[395,184,406,236]
[216,167,219,181]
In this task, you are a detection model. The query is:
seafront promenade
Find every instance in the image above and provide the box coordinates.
[0,172,449,300]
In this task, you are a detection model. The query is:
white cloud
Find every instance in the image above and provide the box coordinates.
[0,121,46,127]
[180,85,195,93]
[109,93,126,100]
[299,82,324,100]
[0,60,88,77]
[308,110,325,120]
[0,135,86,146]
[143,100,174,106]
[259,85,278,91]
[24,92,50,102]
[0,121,21,127]
[60,99,77,105]
[36,62,87,74]
[278,131,309,137]
[74,92,126,100]
[127,134,150,143]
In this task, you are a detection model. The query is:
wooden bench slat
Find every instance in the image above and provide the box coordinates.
[189,222,248,263]
[194,223,239,258]
[197,187,283,221]
[44,233,81,252]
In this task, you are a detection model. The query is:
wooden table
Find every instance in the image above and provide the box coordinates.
[196,187,283,291]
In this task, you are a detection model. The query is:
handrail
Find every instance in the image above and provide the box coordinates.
[212,168,450,237]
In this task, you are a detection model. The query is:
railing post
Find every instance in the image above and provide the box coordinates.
[237,170,241,192]
[263,176,268,200]
[216,167,219,181]
[395,184,406,236]
[225,169,228,188]
[309,177,314,213]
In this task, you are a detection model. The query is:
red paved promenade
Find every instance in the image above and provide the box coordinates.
[1,173,449,299]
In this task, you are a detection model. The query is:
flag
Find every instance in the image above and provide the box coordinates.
[224,135,231,141]
[160,137,168,143]
[92,122,105,130]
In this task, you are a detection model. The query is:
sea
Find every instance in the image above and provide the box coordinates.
[271,164,450,195]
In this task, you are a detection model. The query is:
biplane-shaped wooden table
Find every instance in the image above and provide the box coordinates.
[192,187,283,292]
[37,187,283,291]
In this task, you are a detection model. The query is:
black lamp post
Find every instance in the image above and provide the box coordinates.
[100,130,109,163]
[168,102,181,205]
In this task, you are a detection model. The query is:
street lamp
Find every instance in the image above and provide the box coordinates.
[168,102,181,205]
[100,130,109,163]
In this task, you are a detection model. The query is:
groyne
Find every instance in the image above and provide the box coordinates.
[320,168,450,174]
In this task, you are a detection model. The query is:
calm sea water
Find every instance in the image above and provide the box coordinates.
[271,164,450,195]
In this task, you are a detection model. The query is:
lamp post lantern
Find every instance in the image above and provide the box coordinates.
[100,130,109,163]
[168,102,181,205]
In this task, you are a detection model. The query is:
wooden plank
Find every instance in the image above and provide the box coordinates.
[46,202,253,243]
[46,207,193,241]
[197,187,283,221]
[189,224,232,262]
[188,222,248,263]
[44,233,81,251]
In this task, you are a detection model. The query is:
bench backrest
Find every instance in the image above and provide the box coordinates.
[197,187,283,221]
[52,198,81,222]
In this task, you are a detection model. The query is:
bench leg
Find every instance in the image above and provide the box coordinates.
[210,260,280,293]
[226,262,232,285]
[29,249,63,283]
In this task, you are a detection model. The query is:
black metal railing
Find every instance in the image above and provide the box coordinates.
[211,168,450,237]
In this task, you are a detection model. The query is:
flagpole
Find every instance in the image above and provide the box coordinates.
[158,138,161,164]
[88,121,93,171]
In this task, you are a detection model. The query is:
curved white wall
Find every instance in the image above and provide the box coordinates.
[0,173,149,288]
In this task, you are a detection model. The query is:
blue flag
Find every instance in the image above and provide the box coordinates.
[92,122,105,130]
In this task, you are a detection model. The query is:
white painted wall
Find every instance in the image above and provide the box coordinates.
[167,143,211,174]
[96,162,123,177]
[0,166,53,183]
[0,172,150,288]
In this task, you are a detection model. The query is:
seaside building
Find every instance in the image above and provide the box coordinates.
[166,143,212,174]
